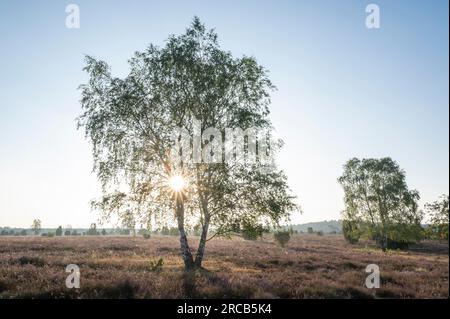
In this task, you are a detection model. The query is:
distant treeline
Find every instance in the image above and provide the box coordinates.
[0,225,192,237]
[290,220,342,234]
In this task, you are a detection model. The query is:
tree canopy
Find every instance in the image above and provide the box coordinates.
[425,194,449,240]
[338,157,423,250]
[77,17,298,268]
[31,219,41,235]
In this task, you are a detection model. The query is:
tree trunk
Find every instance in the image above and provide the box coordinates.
[194,213,210,268]
[381,233,388,252]
[175,195,194,269]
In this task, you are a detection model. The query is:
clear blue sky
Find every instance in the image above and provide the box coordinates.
[0,0,448,227]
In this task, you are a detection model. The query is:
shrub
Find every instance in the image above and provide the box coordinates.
[316,230,324,236]
[64,230,71,236]
[149,258,164,273]
[18,256,45,267]
[242,223,265,240]
[307,227,314,234]
[87,223,100,235]
[142,233,151,239]
[274,230,291,247]
[55,226,63,236]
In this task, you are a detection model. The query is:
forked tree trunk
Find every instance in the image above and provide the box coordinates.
[175,196,194,269]
[194,213,210,268]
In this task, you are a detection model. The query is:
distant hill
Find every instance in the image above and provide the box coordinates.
[291,220,342,233]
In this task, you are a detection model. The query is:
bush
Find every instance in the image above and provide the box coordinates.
[316,230,324,236]
[242,223,265,240]
[274,230,290,247]
[64,230,71,236]
[307,227,314,234]
[18,256,45,267]
[149,258,164,273]
[142,233,151,239]
[87,223,100,236]
[55,226,63,236]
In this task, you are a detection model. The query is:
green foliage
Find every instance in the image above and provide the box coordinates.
[241,222,266,240]
[77,17,298,267]
[55,226,63,236]
[316,230,324,236]
[86,223,100,236]
[142,233,151,239]
[342,219,361,244]
[273,230,291,247]
[338,157,423,250]
[307,227,314,234]
[425,195,449,240]
[31,219,41,235]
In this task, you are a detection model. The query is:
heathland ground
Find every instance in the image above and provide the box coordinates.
[0,234,447,298]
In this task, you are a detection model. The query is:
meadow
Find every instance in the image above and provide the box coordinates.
[0,234,447,299]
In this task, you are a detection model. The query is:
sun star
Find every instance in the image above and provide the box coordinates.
[169,175,186,192]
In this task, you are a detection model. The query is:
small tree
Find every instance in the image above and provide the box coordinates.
[87,223,99,235]
[307,227,314,234]
[274,230,291,247]
[55,226,63,236]
[425,195,449,240]
[78,17,298,269]
[31,219,41,235]
[338,158,423,251]
[101,229,107,236]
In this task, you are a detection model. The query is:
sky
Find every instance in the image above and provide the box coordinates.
[0,0,448,228]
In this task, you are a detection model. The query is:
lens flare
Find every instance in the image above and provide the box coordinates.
[169,175,185,192]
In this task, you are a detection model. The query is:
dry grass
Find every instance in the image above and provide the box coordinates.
[0,234,447,299]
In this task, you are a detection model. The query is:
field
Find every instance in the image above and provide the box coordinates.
[0,234,448,299]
